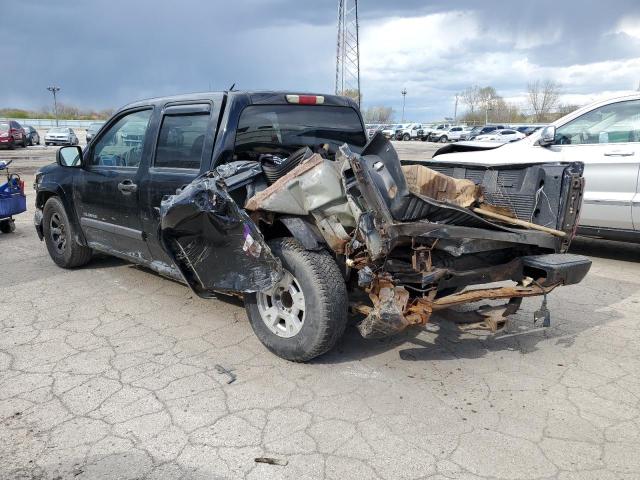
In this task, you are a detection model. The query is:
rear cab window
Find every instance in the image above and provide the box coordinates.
[233,104,367,161]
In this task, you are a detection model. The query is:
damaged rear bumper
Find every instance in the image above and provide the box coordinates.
[352,252,591,339]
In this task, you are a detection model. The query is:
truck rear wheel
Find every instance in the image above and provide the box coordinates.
[244,238,348,362]
[43,197,92,268]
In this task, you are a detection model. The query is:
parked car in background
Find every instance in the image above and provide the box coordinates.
[0,121,27,149]
[427,123,452,141]
[45,127,79,146]
[86,122,105,143]
[516,125,544,136]
[382,124,402,138]
[433,93,640,242]
[431,125,465,143]
[466,125,506,140]
[395,123,423,141]
[23,125,40,146]
[417,124,434,141]
[475,128,526,142]
[457,126,475,140]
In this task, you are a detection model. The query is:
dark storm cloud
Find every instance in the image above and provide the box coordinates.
[1,0,639,118]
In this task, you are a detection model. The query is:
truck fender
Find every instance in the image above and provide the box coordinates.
[35,182,88,245]
[159,175,283,297]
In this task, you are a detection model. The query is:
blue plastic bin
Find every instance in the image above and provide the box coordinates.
[0,193,26,218]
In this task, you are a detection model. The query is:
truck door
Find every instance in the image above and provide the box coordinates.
[74,108,154,260]
[553,99,640,230]
[139,101,221,265]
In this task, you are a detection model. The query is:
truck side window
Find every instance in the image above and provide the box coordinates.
[154,113,209,169]
[89,109,152,168]
[555,100,640,145]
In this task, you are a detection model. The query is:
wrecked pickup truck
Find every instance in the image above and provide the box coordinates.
[34,91,591,361]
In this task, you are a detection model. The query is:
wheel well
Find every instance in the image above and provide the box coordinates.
[36,191,56,209]
[259,216,325,250]
[259,220,291,242]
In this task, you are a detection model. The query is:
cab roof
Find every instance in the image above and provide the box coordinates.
[118,90,359,113]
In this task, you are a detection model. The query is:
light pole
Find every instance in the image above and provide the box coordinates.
[401,88,407,122]
[47,86,60,126]
[485,106,493,125]
[454,93,459,123]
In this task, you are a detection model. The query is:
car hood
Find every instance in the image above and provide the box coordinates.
[431,136,556,166]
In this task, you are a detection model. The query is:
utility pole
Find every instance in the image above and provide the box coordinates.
[454,94,459,123]
[47,86,61,126]
[485,106,493,125]
[335,0,361,107]
[401,88,407,122]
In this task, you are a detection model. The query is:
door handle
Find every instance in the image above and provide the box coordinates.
[604,151,635,157]
[117,180,138,194]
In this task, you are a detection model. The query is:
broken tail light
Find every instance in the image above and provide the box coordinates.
[285,94,325,105]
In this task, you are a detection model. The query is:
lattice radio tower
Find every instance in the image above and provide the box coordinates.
[335,0,361,107]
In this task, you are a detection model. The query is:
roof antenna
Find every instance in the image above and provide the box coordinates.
[229,83,236,91]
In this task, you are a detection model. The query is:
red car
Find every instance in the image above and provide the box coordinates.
[0,121,27,149]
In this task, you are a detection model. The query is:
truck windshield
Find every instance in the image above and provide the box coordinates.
[235,105,366,158]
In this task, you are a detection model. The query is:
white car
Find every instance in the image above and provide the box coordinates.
[433,93,640,241]
[382,124,402,139]
[432,125,465,143]
[45,127,79,146]
[428,123,453,142]
[396,123,423,141]
[474,129,526,142]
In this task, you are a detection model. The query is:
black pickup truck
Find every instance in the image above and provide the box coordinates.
[34,90,591,361]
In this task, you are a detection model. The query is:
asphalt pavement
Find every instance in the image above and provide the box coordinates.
[1,140,639,480]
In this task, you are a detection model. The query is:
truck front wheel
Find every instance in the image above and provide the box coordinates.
[244,238,348,362]
[43,197,92,268]
[402,133,411,141]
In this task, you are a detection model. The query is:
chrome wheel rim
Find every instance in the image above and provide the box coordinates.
[257,270,305,338]
[49,212,66,254]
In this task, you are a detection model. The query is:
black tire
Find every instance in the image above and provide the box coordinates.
[21,136,27,148]
[244,238,348,362]
[8,139,14,150]
[42,197,92,268]
[0,219,15,234]
[402,133,410,141]
[440,136,448,143]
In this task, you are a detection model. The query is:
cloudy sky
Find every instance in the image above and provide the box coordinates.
[2,0,640,120]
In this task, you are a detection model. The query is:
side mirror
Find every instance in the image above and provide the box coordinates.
[538,125,556,146]
[57,145,83,167]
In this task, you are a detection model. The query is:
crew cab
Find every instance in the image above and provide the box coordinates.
[433,93,640,242]
[34,91,591,361]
